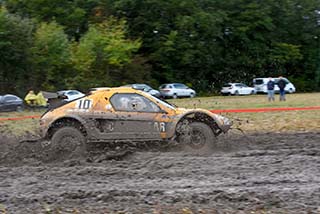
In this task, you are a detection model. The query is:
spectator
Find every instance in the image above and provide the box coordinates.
[24,90,37,106]
[35,91,48,107]
[267,77,275,101]
[277,76,287,101]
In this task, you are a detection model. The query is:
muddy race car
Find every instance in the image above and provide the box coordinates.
[40,87,232,157]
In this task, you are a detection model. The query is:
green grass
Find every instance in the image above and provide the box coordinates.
[170,92,320,110]
[0,109,44,136]
[170,93,320,133]
[0,93,319,136]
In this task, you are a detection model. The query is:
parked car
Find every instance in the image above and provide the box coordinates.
[159,83,196,99]
[122,84,161,98]
[0,94,24,112]
[57,90,85,102]
[221,83,256,95]
[253,77,296,93]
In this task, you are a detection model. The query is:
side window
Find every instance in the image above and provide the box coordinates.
[110,93,161,112]
[4,96,17,102]
[174,84,188,89]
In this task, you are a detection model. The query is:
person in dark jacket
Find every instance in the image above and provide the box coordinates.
[277,76,287,101]
[267,77,275,101]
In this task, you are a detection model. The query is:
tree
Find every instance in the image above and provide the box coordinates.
[70,17,142,89]
[4,0,99,39]
[2,0,320,93]
[30,21,71,91]
[0,8,34,95]
[110,0,226,91]
[110,0,320,91]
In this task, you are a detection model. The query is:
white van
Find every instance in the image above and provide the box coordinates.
[253,77,296,93]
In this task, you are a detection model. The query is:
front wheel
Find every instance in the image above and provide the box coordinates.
[178,122,216,154]
[16,105,23,112]
[172,94,178,99]
[45,127,87,161]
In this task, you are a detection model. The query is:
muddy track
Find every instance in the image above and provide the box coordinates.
[0,132,319,213]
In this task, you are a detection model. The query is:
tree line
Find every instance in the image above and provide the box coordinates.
[1,0,320,96]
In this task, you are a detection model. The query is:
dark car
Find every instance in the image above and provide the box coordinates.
[0,94,24,112]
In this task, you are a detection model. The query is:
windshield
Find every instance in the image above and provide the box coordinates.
[143,92,176,110]
[154,97,176,110]
[254,79,264,85]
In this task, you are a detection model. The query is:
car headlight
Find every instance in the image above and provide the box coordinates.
[215,114,233,127]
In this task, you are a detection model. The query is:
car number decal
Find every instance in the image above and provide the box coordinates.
[76,99,93,109]
[154,122,166,132]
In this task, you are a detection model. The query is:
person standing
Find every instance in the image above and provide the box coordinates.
[267,77,275,101]
[277,76,287,101]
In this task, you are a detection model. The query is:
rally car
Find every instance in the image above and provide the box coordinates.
[40,87,232,157]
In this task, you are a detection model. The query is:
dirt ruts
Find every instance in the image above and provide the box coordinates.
[0,132,319,213]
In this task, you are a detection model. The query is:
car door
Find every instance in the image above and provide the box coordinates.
[174,83,188,96]
[241,84,250,94]
[97,93,166,140]
[234,84,243,94]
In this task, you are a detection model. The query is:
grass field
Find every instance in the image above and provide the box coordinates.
[0,93,319,136]
[171,93,320,133]
[171,92,320,109]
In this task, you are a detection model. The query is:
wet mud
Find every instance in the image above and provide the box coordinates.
[0,132,319,213]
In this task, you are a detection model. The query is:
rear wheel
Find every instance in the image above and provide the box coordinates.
[45,127,87,161]
[234,90,239,95]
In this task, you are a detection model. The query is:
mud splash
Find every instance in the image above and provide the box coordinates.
[0,132,319,213]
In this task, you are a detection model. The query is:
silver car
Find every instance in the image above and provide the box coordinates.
[221,83,256,95]
[159,83,196,99]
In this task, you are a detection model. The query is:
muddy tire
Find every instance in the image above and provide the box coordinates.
[44,127,87,161]
[180,122,216,154]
